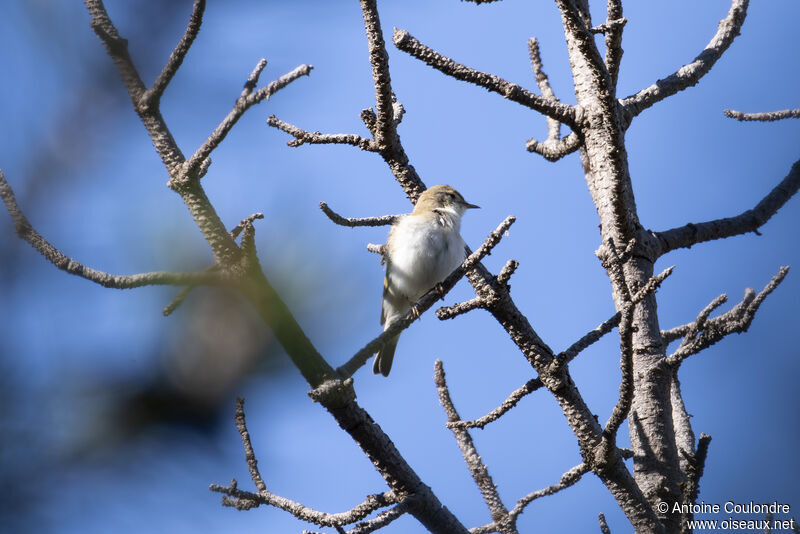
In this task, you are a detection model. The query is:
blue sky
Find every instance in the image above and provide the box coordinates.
[0,1,797,533]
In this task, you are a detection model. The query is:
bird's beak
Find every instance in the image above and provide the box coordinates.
[464,201,480,209]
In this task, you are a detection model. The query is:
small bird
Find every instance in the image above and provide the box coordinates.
[374,185,479,376]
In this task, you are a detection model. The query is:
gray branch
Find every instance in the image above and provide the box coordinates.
[724,108,800,122]
[145,0,205,103]
[621,0,748,120]
[435,361,515,534]
[319,202,399,227]
[267,115,376,151]
[446,377,543,431]
[0,170,225,290]
[393,29,579,129]
[524,37,583,162]
[599,513,612,534]
[508,463,589,522]
[666,267,789,367]
[176,63,313,184]
[653,158,800,256]
[212,397,401,525]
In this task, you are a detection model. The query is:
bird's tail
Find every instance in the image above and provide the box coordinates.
[373,334,400,377]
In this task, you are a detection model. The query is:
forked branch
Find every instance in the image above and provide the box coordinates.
[211,398,400,524]
[393,29,579,130]
[525,38,583,162]
[446,377,544,430]
[666,266,789,367]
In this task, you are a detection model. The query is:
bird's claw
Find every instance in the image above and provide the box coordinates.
[435,282,447,300]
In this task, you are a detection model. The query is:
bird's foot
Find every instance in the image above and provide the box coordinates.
[434,282,447,300]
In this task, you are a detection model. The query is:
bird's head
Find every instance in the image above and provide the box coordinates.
[413,185,479,217]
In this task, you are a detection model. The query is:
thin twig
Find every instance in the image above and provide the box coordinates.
[177,63,313,184]
[210,482,398,525]
[234,398,267,493]
[145,0,206,103]
[435,361,513,531]
[526,133,582,162]
[621,0,748,120]
[554,312,621,368]
[724,108,800,122]
[598,513,612,533]
[508,463,589,521]
[528,37,561,142]
[666,267,789,366]
[267,116,376,151]
[0,170,226,290]
[393,29,578,129]
[496,259,519,287]
[319,202,399,227]
[447,377,544,430]
[436,296,485,320]
[344,499,416,534]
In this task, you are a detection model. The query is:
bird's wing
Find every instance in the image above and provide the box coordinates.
[381,259,411,325]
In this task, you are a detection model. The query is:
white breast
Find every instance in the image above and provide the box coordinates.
[387,211,466,302]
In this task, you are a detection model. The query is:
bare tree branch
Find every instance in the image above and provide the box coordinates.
[176,63,313,184]
[435,361,514,534]
[496,259,519,287]
[724,108,800,122]
[359,0,395,148]
[666,267,789,367]
[234,397,267,493]
[340,499,416,534]
[162,213,265,316]
[603,305,635,440]
[210,480,399,525]
[84,0,242,264]
[319,202,399,227]
[621,0,748,120]
[446,377,543,430]
[554,311,621,368]
[524,37,583,162]
[526,133,582,162]
[653,158,800,256]
[436,296,486,320]
[145,0,205,104]
[528,38,561,143]
[0,170,226,290]
[508,463,589,522]
[604,0,626,89]
[267,115,376,151]
[337,216,516,378]
[684,433,711,508]
[599,512,612,533]
[393,29,579,129]
[213,398,403,525]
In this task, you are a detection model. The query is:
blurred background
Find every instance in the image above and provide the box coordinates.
[0,1,797,532]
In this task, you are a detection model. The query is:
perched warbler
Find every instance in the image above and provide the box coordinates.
[373,185,479,376]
